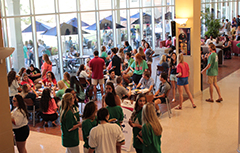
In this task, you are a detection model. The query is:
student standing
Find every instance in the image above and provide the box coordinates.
[138,103,162,153]
[128,94,147,153]
[175,54,196,110]
[82,101,98,153]
[201,43,223,102]
[60,93,81,153]
[11,95,30,153]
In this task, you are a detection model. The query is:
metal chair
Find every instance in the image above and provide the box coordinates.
[24,98,40,127]
[165,90,172,118]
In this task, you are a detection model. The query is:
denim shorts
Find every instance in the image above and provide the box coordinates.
[170,74,177,82]
[177,77,189,86]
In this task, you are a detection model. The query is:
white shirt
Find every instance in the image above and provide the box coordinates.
[11,107,28,129]
[9,80,19,97]
[38,45,45,57]
[205,39,216,45]
[79,70,88,78]
[89,123,125,153]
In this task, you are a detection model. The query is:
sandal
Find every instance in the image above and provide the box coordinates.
[216,98,223,102]
[172,99,176,103]
[192,104,197,108]
[205,98,214,102]
[175,106,182,110]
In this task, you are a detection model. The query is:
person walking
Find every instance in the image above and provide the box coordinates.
[201,43,223,102]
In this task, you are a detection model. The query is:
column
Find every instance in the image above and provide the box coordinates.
[6,0,24,72]
[0,14,15,153]
[175,0,201,97]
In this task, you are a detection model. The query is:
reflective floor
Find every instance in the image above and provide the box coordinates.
[16,68,240,153]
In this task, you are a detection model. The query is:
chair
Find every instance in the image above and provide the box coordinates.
[164,90,172,118]
[24,98,40,127]
[155,65,164,84]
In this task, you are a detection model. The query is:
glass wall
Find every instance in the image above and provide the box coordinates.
[201,0,239,37]
[0,0,180,75]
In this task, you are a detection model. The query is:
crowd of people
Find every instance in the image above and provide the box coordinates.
[8,36,225,153]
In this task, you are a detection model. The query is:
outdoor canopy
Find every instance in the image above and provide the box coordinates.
[131,13,157,24]
[130,12,149,18]
[22,21,51,33]
[66,17,90,27]
[86,18,125,30]
[41,22,89,36]
[104,15,127,21]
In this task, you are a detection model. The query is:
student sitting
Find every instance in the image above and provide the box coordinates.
[136,71,154,94]
[26,64,41,85]
[106,69,117,86]
[21,84,39,110]
[42,71,57,87]
[53,80,67,100]
[21,73,35,90]
[153,73,171,117]
[62,72,71,88]
[115,76,131,99]
[40,88,58,127]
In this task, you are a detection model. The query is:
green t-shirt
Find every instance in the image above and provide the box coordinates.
[61,110,79,147]
[62,79,70,88]
[131,60,148,75]
[128,58,134,67]
[82,117,97,149]
[106,106,124,127]
[206,52,218,76]
[101,51,108,63]
[56,89,65,100]
[132,110,143,149]
[142,123,162,153]
[23,46,28,58]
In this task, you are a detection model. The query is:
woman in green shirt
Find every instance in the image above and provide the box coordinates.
[100,46,110,65]
[82,101,98,153]
[105,92,124,153]
[128,93,147,153]
[62,72,71,88]
[124,53,148,85]
[138,103,163,153]
[60,93,81,153]
[53,80,67,100]
[65,88,81,122]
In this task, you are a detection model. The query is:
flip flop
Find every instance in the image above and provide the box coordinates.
[192,104,197,108]
[216,98,223,102]
[205,98,214,102]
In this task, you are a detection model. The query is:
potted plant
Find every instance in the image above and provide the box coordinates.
[201,8,221,38]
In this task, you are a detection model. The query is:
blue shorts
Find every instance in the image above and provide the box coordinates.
[177,77,189,86]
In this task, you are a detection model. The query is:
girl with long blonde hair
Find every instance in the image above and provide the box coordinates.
[53,80,67,100]
[138,47,146,60]
[139,103,162,153]
[175,53,196,109]
[60,93,81,153]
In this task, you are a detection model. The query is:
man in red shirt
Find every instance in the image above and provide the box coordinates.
[89,50,106,100]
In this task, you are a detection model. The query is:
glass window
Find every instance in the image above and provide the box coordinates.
[115,9,127,48]
[154,7,163,49]
[154,0,162,6]
[81,12,97,55]
[7,17,33,71]
[35,15,58,73]
[130,9,141,49]
[99,0,112,10]
[5,0,30,16]
[99,11,114,50]
[143,0,152,7]
[34,0,55,14]
[143,8,153,48]
[59,0,77,12]
[116,0,126,9]
[130,0,139,8]
[81,0,95,11]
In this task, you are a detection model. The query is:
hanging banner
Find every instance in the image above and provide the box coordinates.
[178,28,191,55]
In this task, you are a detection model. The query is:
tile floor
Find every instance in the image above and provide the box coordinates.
[16,68,240,153]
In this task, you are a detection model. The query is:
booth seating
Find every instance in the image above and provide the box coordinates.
[231,40,240,55]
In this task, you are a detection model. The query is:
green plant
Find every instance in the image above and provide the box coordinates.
[51,47,58,55]
[201,8,221,38]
